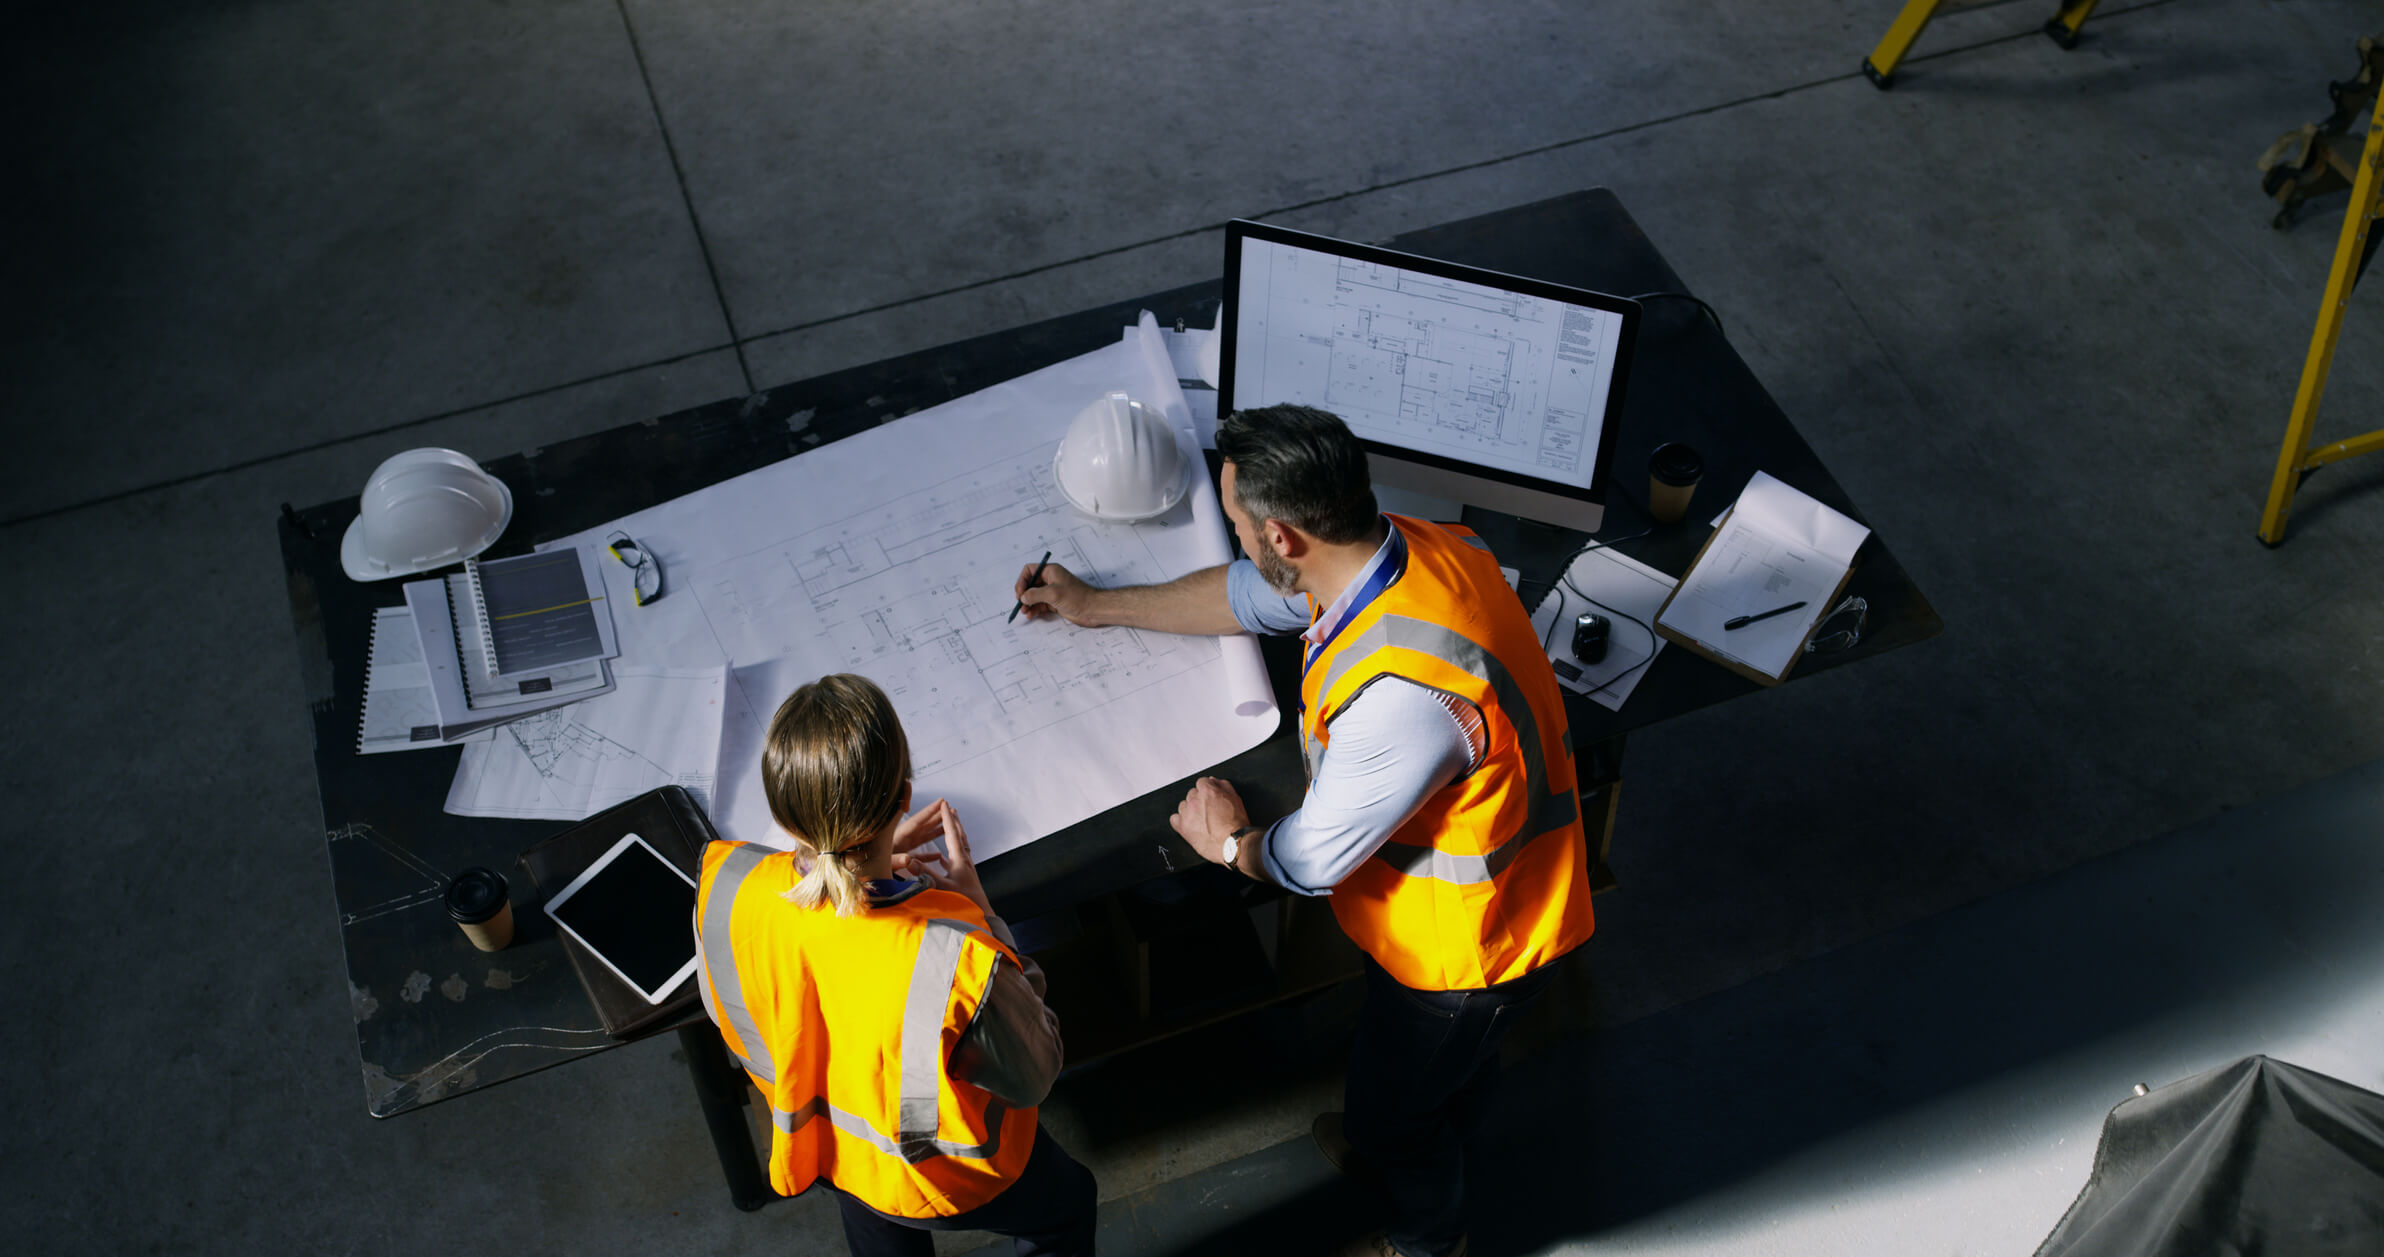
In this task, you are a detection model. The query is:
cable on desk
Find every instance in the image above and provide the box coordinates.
[1629,290,1724,339]
[1517,528,1649,610]
[1529,531,1662,701]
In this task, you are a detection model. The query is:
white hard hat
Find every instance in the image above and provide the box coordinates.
[1052,392,1191,523]
[339,448,514,581]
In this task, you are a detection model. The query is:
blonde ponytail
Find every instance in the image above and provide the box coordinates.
[761,674,912,918]
[788,843,868,917]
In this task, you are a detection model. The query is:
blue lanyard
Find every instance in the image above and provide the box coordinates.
[1299,525,1409,700]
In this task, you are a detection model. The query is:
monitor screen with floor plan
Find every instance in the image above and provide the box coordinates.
[1219,220,1639,532]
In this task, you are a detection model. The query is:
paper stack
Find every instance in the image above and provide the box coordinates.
[357,546,622,750]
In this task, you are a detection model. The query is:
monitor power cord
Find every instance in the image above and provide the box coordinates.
[1628,290,1724,339]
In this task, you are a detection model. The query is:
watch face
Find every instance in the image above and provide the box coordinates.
[1221,834,1240,864]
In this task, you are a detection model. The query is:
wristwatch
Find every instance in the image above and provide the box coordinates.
[1219,824,1261,866]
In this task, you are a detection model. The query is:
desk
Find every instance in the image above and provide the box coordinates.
[278,188,1939,1209]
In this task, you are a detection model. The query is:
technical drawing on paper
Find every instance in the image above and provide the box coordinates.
[446,666,724,821]
[504,710,693,800]
[689,440,1220,779]
[1239,244,1622,482]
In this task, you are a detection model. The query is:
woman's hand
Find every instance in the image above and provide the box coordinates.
[891,797,950,858]
[891,799,994,915]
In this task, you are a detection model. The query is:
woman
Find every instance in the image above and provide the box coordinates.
[693,673,1093,1256]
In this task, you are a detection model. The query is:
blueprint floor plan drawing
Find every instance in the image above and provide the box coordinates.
[690,441,1221,785]
[538,326,1277,861]
[1234,240,1625,489]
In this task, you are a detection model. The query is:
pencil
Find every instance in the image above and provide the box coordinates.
[1009,551,1053,623]
[1723,600,1806,631]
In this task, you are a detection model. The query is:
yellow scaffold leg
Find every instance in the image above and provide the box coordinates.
[1863,0,2100,90]
[2041,0,2102,51]
[2258,89,2384,547]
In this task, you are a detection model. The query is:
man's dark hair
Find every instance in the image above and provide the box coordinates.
[1215,404,1379,544]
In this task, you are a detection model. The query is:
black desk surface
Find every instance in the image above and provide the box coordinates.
[279,188,1939,1117]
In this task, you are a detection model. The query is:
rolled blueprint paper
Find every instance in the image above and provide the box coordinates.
[1140,313,1277,722]
[1132,311,1196,442]
[1221,635,1275,720]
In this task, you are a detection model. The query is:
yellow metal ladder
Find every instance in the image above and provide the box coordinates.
[1862,0,2100,89]
[2258,87,2384,546]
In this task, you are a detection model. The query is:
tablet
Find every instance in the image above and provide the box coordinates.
[542,833,700,1004]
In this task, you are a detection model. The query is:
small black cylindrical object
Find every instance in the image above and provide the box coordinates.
[1650,443,1704,487]
[445,867,508,923]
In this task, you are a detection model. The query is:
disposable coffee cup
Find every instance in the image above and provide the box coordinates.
[1648,443,1705,524]
[446,867,514,952]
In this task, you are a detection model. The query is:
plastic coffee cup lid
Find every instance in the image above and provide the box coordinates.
[445,868,509,923]
[1650,443,1705,486]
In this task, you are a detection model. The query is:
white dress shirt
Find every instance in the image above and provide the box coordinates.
[1223,525,1485,895]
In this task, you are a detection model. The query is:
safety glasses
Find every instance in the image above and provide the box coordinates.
[607,532,664,606]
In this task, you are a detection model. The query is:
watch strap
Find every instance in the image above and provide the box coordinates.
[1222,823,1262,866]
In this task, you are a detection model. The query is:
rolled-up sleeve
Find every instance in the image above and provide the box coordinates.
[1262,677,1474,895]
[1226,559,1315,635]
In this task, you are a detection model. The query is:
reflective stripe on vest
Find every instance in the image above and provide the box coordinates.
[768,1094,1013,1164]
[901,919,987,1153]
[1316,614,1576,885]
[698,843,775,1082]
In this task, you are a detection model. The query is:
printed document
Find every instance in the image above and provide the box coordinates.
[1656,471,1868,680]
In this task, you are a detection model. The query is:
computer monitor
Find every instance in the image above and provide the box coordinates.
[1218,220,1639,533]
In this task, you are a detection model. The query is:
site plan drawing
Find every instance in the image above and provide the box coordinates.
[1233,236,1625,487]
[445,664,725,822]
[533,324,1277,860]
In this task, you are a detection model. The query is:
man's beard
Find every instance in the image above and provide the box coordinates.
[1252,532,1300,595]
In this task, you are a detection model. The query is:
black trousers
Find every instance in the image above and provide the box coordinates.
[1343,954,1560,1257]
[830,1124,1097,1257]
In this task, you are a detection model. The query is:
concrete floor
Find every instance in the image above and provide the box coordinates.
[1014,754,2384,1256]
[4,0,2381,1253]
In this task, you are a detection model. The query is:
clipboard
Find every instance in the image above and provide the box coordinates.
[1653,503,1862,687]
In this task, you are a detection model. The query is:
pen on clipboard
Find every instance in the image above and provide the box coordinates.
[1009,551,1053,623]
[1724,601,1806,631]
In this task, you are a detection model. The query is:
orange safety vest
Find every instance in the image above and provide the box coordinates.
[693,842,1038,1216]
[1302,515,1597,991]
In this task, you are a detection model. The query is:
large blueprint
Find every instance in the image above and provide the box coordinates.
[540,320,1277,859]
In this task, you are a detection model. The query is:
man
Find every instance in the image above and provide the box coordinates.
[1014,403,1596,1257]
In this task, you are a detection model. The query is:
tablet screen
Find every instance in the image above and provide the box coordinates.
[544,834,698,1003]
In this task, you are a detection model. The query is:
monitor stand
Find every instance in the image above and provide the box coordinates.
[1368,454,1606,534]
[1374,481,1466,525]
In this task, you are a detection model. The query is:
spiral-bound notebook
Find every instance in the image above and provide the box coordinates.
[462,548,620,679]
[400,560,618,742]
[357,607,495,754]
